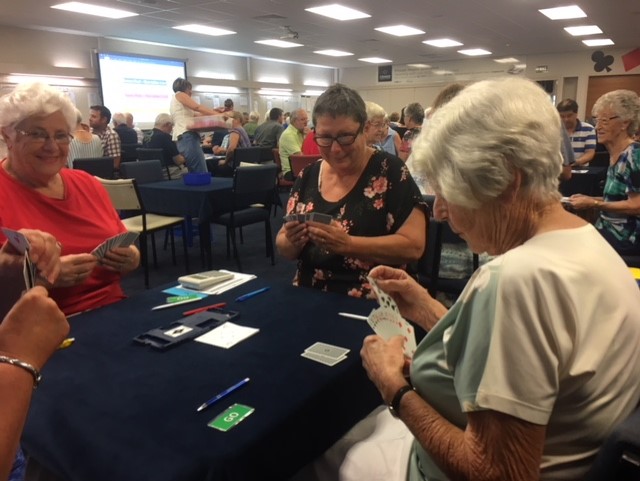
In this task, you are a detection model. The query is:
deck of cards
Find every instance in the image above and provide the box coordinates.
[366,275,417,357]
[2,227,37,290]
[91,232,139,259]
[301,341,350,367]
[283,212,333,225]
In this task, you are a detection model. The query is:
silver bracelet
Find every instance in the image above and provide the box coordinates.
[0,355,41,389]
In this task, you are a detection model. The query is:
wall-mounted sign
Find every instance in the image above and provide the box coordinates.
[535,65,548,73]
[378,65,392,82]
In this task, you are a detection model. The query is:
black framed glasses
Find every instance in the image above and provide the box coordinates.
[16,128,73,145]
[313,132,359,147]
[594,116,620,125]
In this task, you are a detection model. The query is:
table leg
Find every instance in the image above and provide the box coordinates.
[199,219,213,269]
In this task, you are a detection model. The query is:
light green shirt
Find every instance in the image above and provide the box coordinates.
[278,124,304,175]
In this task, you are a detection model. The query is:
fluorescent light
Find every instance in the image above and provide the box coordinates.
[257,89,293,96]
[423,38,463,48]
[304,80,329,87]
[303,90,326,96]
[193,85,240,93]
[494,57,520,63]
[458,48,491,56]
[173,25,236,36]
[51,2,137,19]
[194,71,236,80]
[255,39,303,48]
[564,25,603,36]
[305,4,370,21]
[407,63,431,68]
[375,25,425,37]
[314,49,353,57]
[7,74,85,87]
[582,38,614,46]
[432,69,454,75]
[358,57,392,64]
[538,5,586,20]
[257,77,290,84]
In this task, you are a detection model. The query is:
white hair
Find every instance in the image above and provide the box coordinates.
[0,82,76,131]
[112,112,126,126]
[154,112,173,127]
[365,101,386,121]
[412,77,562,208]
[592,89,640,137]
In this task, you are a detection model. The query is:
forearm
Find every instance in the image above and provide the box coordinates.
[575,150,595,166]
[597,197,640,215]
[0,365,35,481]
[344,234,423,264]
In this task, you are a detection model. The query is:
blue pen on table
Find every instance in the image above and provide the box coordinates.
[196,377,250,412]
[235,286,270,302]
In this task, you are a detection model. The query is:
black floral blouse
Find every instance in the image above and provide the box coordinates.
[286,150,425,297]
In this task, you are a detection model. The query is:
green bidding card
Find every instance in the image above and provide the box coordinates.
[208,404,255,432]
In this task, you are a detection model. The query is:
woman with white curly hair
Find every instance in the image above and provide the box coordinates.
[326,77,640,481]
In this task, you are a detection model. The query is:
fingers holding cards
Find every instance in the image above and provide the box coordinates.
[56,254,98,287]
[91,232,139,260]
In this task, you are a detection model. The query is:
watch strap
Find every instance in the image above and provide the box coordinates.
[388,384,415,418]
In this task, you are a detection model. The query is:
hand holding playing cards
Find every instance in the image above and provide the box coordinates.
[50,254,98,288]
[99,246,140,274]
[306,220,351,255]
[361,335,410,403]
[0,287,69,370]
[280,220,309,258]
[1,229,61,284]
[368,265,446,332]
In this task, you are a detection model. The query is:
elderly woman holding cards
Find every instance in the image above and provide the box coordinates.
[332,78,640,481]
[0,83,139,316]
[276,84,426,298]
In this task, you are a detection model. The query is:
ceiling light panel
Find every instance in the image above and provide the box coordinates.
[255,39,303,48]
[173,25,236,36]
[564,25,603,36]
[582,38,614,46]
[51,2,138,19]
[375,25,425,37]
[493,57,520,63]
[314,49,354,57]
[305,4,371,21]
[538,5,587,20]
[458,48,491,56]
[358,57,392,64]
[423,38,463,48]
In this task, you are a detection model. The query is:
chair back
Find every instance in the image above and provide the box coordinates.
[591,151,609,168]
[136,147,164,162]
[98,178,143,211]
[233,164,279,207]
[73,157,114,179]
[290,154,321,177]
[121,143,142,163]
[120,159,164,184]
[233,147,263,164]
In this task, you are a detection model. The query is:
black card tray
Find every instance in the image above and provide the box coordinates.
[133,311,227,350]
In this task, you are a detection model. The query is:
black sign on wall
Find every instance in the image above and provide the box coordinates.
[378,65,392,82]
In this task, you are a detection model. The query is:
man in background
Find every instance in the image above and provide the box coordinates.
[112,112,138,145]
[398,102,424,161]
[253,107,284,149]
[89,105,121,170]
[145,113,186,179]
[125,112,144,144]
[278,108,309,180]
[557,98,596,166]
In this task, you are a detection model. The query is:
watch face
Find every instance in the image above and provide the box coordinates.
[388,404,400,419]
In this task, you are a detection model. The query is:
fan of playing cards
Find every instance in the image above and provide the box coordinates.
[91,232,139,260]
[2,227,38,290]
[366,275,417,357]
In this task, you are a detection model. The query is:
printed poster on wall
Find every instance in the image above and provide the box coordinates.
[378,65,392,82]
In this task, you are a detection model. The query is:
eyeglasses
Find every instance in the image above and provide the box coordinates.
[368,121,385,129]
[16,129,73,145]
[594,116,620,125]
[313,132,359,147]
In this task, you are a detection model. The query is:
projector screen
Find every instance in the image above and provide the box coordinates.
[97,52,187,129]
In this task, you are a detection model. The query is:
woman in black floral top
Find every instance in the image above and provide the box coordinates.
[276,84,427,297]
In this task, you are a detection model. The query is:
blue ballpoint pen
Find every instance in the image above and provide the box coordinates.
[235,286,270,302]
[196,377,250,412]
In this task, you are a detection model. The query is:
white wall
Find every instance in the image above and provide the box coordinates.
[340,48,640,120]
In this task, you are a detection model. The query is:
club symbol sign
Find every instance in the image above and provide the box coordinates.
[592,51,614,72]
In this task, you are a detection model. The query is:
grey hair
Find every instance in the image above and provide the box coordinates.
[290,108,307,123]
[0,82,76,132]
[365,101,386,122]
[112,112,126,126]
[404,102,424,125]
[412,77,562,209]
[249,111,260,122]
[592,89,640,137]
[154,113,173,127]
[312,83,366,130]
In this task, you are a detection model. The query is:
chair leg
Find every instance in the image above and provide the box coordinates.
[150,233,158,268]
[181,221,190,274]
[139,233,149,289]
[265,219,275,265]
[225,227,231,259]
[229,225,242,272]
[169,228,177,265]
[239,227,244,244]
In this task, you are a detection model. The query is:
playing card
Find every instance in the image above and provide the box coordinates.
[2,227,30,254]
[305,341,349,359]
[308,212,332,225]
[296,213,307,223]
[23,252,37,290]
[367,306,416,357]
[367,275,401,313]
[92,232,139,259]
[301,350,346,366]
[283,214,297,223]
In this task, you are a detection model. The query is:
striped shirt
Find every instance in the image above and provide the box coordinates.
[569,120,596,159]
